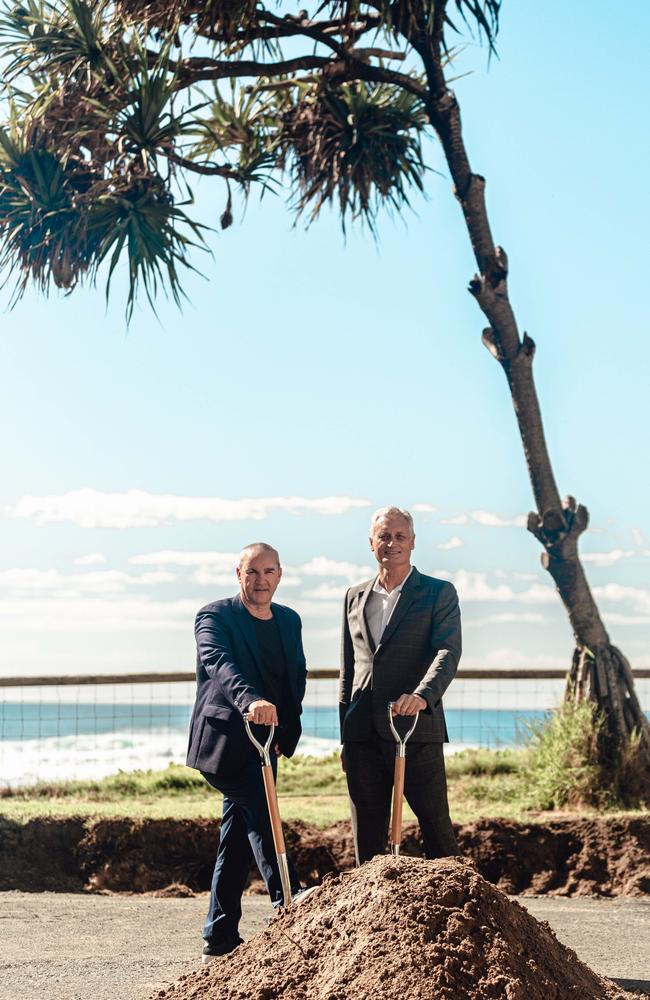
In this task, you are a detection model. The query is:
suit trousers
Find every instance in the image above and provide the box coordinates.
[201,754,301,942]
[344,731,460,865]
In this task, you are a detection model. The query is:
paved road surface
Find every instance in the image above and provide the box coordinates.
[1,892,648,1000]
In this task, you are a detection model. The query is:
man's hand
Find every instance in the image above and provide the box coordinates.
[391,693,427,716]
[247,700,278,725]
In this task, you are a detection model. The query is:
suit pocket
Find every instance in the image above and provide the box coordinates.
[201,704,235,720]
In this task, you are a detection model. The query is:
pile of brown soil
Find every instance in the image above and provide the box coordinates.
[153,856,637,1000]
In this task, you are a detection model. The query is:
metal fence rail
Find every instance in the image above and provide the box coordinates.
[1,670,649,787]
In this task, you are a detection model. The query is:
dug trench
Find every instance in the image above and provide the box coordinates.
[1,815,649,898]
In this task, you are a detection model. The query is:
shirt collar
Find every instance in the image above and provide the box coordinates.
[372,565,413,596]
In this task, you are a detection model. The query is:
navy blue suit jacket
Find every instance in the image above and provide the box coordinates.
[186,594,307,776]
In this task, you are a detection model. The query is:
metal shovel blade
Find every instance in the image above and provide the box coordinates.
[387,703,420,857]
[244,714,293,907]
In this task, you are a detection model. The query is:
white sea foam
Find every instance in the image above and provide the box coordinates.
[0,729,342,787]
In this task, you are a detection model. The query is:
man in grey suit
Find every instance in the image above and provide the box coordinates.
[339,506,461,864]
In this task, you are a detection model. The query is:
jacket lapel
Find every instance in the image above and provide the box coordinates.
[231,594,263,673]
[377,567,420,648]
[357,578,376,652]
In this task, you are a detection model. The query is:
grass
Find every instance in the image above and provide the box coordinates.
[2,742,647,827]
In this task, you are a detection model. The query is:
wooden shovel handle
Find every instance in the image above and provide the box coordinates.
[262,764,286,855]
[390,755,406,847]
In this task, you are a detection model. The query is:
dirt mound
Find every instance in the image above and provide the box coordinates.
[153,856,637,1000]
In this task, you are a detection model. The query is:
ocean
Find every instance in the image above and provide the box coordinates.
[0,701,549,786]
[2,676,648,786]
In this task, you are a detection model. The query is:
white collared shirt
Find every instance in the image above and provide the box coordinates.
[365,567,413,647]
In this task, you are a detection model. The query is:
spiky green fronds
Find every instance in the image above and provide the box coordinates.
[280,82,427,230]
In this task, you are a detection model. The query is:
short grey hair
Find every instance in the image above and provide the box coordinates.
[370,506,415,537]
[238,542,281,568]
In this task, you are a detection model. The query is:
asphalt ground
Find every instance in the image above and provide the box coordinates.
[1,892,648,1000]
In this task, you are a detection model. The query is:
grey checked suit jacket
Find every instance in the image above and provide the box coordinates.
[339,567,461,743]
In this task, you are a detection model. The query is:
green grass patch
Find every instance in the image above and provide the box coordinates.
[2,744,646,827]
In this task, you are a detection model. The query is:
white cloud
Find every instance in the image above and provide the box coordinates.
[0,568,175,595]
[593,583,650,614]
[302,583,347,601]
[464,612,548,627]
[440,513,468,525]
[74,553,106,566]
[296,556,372,583]
[189,570,239,588]
[5,489,370,529]
[412,503,438,514]
[461,648,567,669]
[470,510,527,528]
[0,596,196,631]
[605,612,650,626]
[516,583,558,605]
[447,570,515,602]
[582,548,634,567]
[437,536,464,551]
[292,600,342,619]
[130,550,239,568]
[433,569,556,605]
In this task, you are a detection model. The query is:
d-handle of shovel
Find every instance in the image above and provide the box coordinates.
[388,703,419,857]
[243,713,293,907]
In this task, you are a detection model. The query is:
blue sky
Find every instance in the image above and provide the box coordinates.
[1,1,649,678]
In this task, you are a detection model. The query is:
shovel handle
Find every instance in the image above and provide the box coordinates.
[390,754,406,848]
[261,763,286,855]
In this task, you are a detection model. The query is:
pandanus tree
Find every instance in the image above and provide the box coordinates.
[0,0,648,786]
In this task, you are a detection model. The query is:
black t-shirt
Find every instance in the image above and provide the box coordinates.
[252,614,289,711]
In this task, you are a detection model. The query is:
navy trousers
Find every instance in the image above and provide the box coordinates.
[201,754,301,942]
[344,731,460,865]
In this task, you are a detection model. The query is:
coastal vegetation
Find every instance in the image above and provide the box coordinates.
[3,712,648,825]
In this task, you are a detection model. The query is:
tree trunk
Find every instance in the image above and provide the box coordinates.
[423,80,650,772]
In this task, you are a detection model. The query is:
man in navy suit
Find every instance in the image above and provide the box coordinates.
[186,542,308,961]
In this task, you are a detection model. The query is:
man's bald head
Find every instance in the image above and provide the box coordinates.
[238,542,281,569]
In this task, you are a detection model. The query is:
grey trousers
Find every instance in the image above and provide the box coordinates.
[344,731,460,865]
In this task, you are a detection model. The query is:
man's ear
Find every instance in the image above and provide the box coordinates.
[236,566,242,582]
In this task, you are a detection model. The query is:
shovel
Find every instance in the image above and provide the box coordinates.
[243,713,293,907]
[387,702,420,857]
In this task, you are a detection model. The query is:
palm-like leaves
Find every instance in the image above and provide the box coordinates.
[280,83,427,230]
[0,123,205,316]
[0,0,500,314]
[0,0,114,82]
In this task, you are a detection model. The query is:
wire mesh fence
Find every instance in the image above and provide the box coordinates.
[1,670,649,787]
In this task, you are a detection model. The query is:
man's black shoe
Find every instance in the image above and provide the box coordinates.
[201,935,243,964]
